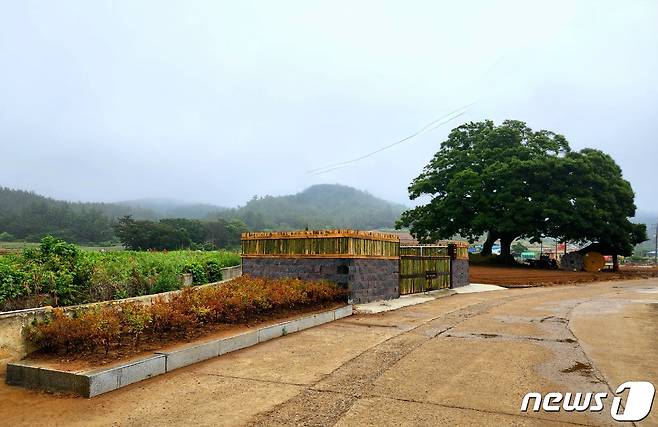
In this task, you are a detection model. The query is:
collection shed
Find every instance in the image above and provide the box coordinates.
[241,230,470,304]
[241,230,401,303]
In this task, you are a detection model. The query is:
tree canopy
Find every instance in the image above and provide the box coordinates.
[397,120,646,260]
[113,216,247,251]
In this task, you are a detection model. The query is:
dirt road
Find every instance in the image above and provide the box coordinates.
[470,264,658,286]
[1,279,657,426]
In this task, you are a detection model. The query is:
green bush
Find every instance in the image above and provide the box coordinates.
[0,236,241,309]
[0,262,27,302]
[204,259,223,282]
[183,262,207,284]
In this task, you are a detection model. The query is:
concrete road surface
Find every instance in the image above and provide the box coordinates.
[1,279,657,426]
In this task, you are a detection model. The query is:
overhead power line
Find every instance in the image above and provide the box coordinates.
[307,103,474,176]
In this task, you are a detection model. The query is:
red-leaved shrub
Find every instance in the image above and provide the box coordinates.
[27,276,347,356]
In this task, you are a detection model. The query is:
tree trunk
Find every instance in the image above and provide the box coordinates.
[480,231,498,256]
[612,254,619,272]
[500,235,516,264]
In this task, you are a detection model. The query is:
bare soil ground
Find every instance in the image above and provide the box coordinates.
[470,264,658,287]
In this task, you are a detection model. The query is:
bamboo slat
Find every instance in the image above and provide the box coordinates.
[241,229,400,258]
[241,229,400,242]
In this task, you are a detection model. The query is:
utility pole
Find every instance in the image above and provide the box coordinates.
[654,222,657,265]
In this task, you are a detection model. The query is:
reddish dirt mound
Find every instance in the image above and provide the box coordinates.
[470,265,658,287]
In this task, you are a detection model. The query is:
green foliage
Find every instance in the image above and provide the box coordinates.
[113,216,192,250]
[182,262,207,284]
[397,120,646,258]
[27,276,348,357]
[204,259,223,282]
[0,236,240,310]
[113,215,247,251]
[203,218,247,248]
[0,261,27,302]
[512,242,528,255]
[542,149,647,256]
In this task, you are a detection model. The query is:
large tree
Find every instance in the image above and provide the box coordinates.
[397,120,646,262]
[398,120,569,259]
[544,148,646,266]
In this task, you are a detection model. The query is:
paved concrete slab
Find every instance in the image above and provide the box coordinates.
[370,337,610,426]
[193,322,398,386]
[335,396,566,426]
[571,296,658,426]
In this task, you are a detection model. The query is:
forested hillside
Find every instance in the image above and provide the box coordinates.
[0,187,136,243]
[0,185,407,244]
[217,184,407,230]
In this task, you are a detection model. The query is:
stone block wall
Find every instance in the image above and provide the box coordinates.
[451,259,469,288]
[348,259,399,303]
[241,257,399,304]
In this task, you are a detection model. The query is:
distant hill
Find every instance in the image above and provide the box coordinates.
[0,185,408,244]
[0,187,126,243]
[215,184,407,231]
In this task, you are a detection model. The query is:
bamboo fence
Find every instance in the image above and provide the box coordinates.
[241,230,400,259]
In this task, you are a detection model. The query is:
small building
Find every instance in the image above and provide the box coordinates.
[241,230,400,303]
[241,229,470,304]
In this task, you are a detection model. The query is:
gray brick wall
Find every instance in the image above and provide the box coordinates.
[348,258,399,303]
[451,259,470,288]
[242,257,399,304]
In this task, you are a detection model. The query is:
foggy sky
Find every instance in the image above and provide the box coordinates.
[1,1,657,213]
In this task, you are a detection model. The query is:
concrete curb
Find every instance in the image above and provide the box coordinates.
[6,304,352,397]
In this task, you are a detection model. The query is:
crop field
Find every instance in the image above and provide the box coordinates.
[0,236,240,311]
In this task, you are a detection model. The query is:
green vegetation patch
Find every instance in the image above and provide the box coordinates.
[0,236,240,311]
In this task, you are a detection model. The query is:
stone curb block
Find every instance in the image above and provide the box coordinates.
[6,305,352,397]
[334,305,353,320]
[258,323,286,342]
[155,341,219,373]
[87,354,166,397]
[219,331,259,355]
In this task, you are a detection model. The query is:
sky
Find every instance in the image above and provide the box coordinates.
[1,1,657,213]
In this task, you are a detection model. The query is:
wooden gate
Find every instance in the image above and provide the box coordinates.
[399,245,451,294]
